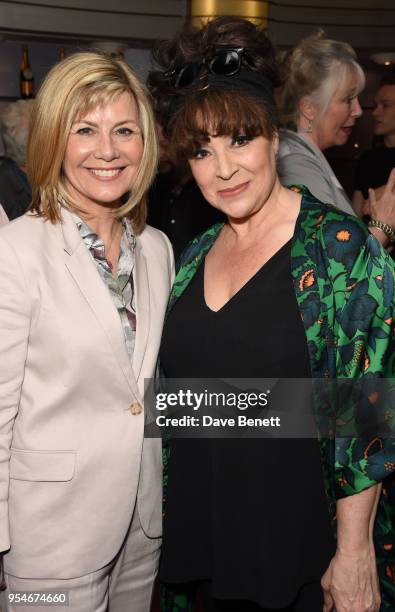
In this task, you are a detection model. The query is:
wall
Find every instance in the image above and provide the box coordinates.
[0,40,152,101]
[267,0,395,51]
[0,0,186,43]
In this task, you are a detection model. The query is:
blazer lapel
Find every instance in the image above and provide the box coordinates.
[61,209,140,398]
[132,239,150,382]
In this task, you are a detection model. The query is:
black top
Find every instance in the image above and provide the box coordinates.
[147,172,224,260]
[160,241,335,608]
[354,146,395,199]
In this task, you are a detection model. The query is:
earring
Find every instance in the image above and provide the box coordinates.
[303,119,313,134]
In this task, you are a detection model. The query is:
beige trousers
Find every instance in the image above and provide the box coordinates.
[0,508,160,612]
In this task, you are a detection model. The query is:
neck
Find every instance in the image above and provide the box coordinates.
[297,118,325,151]
[78,204,121,243]
[299,129,324,151]
[384,133,395,147]
[225,179,300,243]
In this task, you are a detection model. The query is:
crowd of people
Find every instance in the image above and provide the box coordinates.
[0,15,394,612]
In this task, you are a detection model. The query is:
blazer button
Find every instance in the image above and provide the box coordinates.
[129,401,142,415]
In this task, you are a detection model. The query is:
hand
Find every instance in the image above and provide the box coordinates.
[366,168,395,227]
[321,546,381,612]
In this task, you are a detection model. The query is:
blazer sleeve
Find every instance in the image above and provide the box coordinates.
[0,234,31,552]
[277,151,335,207]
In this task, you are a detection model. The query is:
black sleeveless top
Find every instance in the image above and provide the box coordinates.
[159,240,335,608]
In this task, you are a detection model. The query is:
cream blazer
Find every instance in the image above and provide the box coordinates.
[0,208,174,579]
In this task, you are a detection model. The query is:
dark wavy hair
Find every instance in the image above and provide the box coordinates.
[148,16,281,140]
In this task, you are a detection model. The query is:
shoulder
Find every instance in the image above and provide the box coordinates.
[139,224,174,271]
[295,188,369,259]
[297,191,393,284]
[0,213,51,250]
[278,132,323,181]
[278,130,317,159]
[298,188,368,241]
[177,222,224,270]
[139,224,172,254]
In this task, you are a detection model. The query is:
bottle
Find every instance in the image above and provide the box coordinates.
[59,47,66,61]
[20,46,34,99]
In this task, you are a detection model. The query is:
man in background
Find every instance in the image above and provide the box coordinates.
[147,124,224,260]
[353,69,395,216]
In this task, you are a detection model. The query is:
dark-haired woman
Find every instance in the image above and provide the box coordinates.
[149,17,395,612]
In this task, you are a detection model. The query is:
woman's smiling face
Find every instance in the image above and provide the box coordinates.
[189,132,279,221]
[63,91,144,212]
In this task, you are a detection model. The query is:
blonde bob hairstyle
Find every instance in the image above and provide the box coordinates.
[280,32,365,130]
[27,51,158,233]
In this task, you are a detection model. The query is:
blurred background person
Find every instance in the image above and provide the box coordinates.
[353,68,395,216]
[147,123,224,260]
[277,33,395,249]
[277,33,363,215]
[0,99,33,220]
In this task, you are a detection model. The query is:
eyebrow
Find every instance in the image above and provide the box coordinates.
[72,119,139,127]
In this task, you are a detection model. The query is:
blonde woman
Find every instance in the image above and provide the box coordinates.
[277,34,395,247]
[0,52,173,611]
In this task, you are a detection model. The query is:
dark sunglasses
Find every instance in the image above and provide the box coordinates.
[166,47,250,89]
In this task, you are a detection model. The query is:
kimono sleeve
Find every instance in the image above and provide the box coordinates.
[323,223,395,499]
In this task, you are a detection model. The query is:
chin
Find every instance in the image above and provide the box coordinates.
[334,136,349,147]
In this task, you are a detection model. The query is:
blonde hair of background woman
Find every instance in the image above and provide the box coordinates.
[28,51,158,233]
[280,32,365,129]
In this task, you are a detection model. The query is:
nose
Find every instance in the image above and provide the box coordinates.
[215,150,238,181]
[351,97,362,118]
[372,105,380,118]
[94,132,119,161]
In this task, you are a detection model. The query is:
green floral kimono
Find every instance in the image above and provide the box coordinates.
[161,186,395,611]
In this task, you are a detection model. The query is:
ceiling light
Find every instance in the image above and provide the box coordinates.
[370,52,395,66]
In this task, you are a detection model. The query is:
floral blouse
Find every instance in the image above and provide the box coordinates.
[73,213,137,361]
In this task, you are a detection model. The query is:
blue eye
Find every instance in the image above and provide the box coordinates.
[76,127,93,135]
[116,127,133,136]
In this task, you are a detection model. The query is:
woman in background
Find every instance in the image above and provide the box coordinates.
[278,33,395,248]
[0,52,173,611]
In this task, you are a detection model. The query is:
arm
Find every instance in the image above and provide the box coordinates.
[0,233,30,557]
[322,485,382,612]
[366,170,395,248]
[318,210,395,611]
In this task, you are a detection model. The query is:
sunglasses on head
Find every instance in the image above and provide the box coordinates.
[166,47,250,89]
